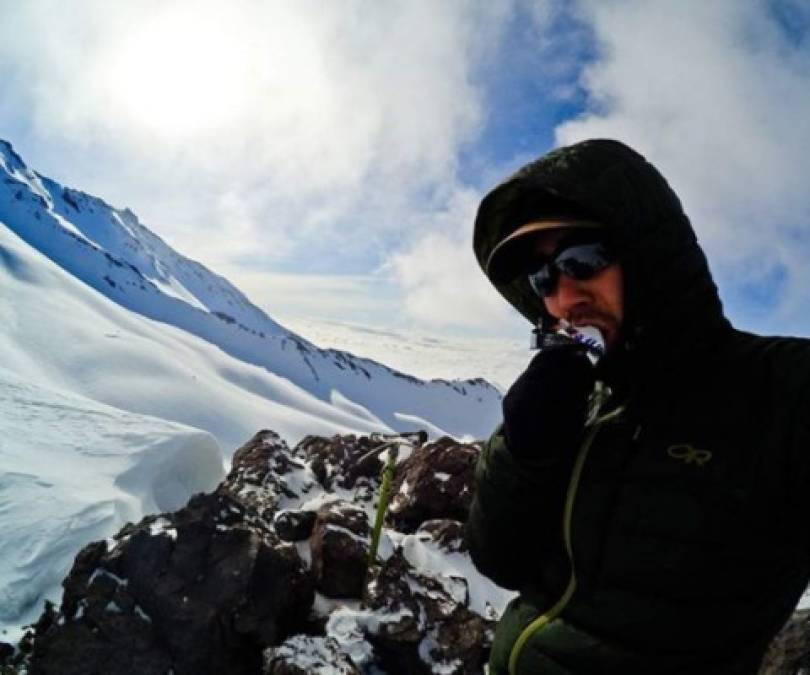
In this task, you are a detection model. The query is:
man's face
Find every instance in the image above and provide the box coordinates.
[532,228,625,351]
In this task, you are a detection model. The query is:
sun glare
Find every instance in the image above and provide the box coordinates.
[102,6,252,139]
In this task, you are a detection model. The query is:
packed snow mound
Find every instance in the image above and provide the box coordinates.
[0,139,502,446]
[0,367,224,642]
[15,430,515,674]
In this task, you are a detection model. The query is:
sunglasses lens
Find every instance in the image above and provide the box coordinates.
[555,242,613,280]
[528,264,556,297]
[527,240,614,297]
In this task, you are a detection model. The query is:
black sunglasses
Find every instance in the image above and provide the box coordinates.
[527,237,617,298]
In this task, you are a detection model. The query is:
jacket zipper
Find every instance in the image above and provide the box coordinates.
[508,385,625,675]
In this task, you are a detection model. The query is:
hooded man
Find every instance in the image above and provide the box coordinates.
[466,139,810,674]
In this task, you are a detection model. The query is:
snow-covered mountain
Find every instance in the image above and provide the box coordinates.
[280,316,531,392]
[0,139,501,452]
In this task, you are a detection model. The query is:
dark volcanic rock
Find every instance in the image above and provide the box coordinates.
[416,519,468,554]
[226,430,316,524]
[387,437,481,533]
[295,434,384,491]
[362,551,492,675]
[274,509,317,542]
[263,635,360,674]
[310,501,371,598]
[295,431,429,493]
[28,491,315,675]
[20,429,500,675]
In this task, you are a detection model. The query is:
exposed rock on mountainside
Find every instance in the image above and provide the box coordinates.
[9,430,500,675]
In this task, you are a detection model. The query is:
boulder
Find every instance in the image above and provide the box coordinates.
[362,551,493,675]
[310,501,370,599]
[388,437,481,533]
[295,431,428,493]
[417,519,468,555]
[273,509,317,542]
[226,430,317,524]
[295,434,385,491]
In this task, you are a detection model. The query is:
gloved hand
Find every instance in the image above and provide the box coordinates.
[502,344,596,457]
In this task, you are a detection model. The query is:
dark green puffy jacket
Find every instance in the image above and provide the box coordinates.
[466,139,810,674]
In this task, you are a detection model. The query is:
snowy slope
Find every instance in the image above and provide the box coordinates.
[0,139,502,448]
[0,220,402,452]
[280,315,531,392]
[0,367,224,641]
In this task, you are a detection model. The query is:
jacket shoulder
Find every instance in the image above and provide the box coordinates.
[726,330,810,392]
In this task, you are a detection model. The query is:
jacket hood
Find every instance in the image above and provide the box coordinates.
[473,139,731,375]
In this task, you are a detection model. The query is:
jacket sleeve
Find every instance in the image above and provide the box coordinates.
[465,422,577,590]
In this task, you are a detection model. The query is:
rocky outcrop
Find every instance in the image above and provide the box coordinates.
[11,430,495,675]
[26,490,314,675]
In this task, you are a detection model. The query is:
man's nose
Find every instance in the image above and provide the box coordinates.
[547,273,591,314]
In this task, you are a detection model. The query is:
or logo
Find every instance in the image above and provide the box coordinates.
[666,444,713,467]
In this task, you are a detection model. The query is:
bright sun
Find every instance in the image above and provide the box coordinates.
[102,6,253,139]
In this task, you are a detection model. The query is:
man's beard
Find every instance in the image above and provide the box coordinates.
[565,306,621,348]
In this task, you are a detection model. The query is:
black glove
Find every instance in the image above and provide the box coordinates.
[502,345,596,457]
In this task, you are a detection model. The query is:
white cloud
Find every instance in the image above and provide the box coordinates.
[385,187,523,333]
[217,269,400,326]
[0,0,509,270]
[555,0,810,332]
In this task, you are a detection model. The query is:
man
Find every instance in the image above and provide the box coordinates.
[466,139,810,674]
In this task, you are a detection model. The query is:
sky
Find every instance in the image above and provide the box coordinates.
[1,0,809,342]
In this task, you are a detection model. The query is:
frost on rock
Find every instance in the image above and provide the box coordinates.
[14,430,506,675]
[264,634,360,675]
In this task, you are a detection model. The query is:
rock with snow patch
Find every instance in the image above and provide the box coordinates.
[416,519,468,555]
[274,509,317,542]
[28,491,314,675]
[226,430,316,523]
[18,429,506,675]
[263,634,360,675]
[310,501,371,598]
[388,437,480,533]
[296,434,385,491]
[361,550,492,675]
